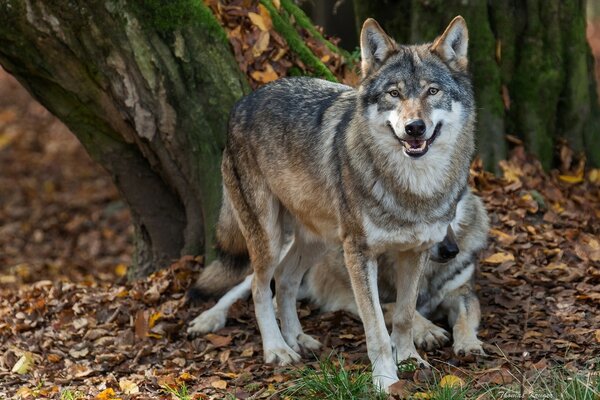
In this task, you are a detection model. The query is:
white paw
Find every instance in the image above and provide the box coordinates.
[392,342,430,368]
[297,333,321,352]
[373,371,398,393]
[187,309,227,337]
[263,344,302,366]
[413,322,449,351]
[453,336,485,356]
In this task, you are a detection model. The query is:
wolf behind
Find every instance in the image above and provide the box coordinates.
[299,189,489,356]
[188,16,475,391]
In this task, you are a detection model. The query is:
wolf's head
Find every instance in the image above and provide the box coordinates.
[358,17,475,162]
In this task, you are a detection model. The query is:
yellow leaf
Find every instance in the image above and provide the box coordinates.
[177,372,195,383]
[12,352,34,374]
[272,0,281,10]
[321,54,331,63]
[248,12,268,31]
[558,172,583,184]
[413,392,432,399]
[114,263,128,277]
[589,169,600,184]
[149,311,162,329]
[595,329,600,343]
[211,380,228,389]
[483,252,515,264]
[119,379,139,395]
[439,374,465,388]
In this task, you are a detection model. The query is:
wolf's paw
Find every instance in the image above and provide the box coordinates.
[392,342,430,369]
[187,309,227,337]
[413,322,449,351]
[263,345,302,366]
[373,374,398,394]
[297,333,321,352]
[453,336,485,356]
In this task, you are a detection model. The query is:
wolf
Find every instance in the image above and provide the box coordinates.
[188,16,475,390]
[188,189,488,357]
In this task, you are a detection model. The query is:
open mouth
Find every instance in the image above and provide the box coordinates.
[388,122,443,158]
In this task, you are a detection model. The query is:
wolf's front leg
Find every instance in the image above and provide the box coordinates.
[391,251,429,367]
[343,238,398,392]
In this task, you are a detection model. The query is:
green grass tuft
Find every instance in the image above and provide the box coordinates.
[285,354,387,400]
[60,389,84,400]
[162,383,193,400]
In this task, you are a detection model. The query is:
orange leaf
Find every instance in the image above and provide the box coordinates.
[250,64,278,84]
[205,333,232,348]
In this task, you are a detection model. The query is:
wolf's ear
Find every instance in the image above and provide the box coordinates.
[360,18,397,77]
[431,16,469,71]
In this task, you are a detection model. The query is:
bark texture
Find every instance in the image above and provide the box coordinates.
[353,0,600,170]
[0,1,250,277]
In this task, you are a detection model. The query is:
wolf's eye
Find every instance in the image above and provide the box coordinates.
[428,87,439,96]
[389,89,400,98]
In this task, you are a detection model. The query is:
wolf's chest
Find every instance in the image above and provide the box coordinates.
[363,213,448,253]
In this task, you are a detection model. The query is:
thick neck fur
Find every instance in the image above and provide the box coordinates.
[343,102,474,219]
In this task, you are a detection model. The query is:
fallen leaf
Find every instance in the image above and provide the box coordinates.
[119,379,139,395]
[205,333,233,348]
[252,31,270,57]
[96,388,120,400]
[439,374,465,388]
[12,352,34,374]
[211,379,228,389]
[248,12,268,32]
[250,63,278,83]
[483,252,515,264]
[558,172,583,184]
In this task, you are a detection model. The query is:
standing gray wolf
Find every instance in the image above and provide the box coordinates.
[188,189,488,357]
[188,16,475,390]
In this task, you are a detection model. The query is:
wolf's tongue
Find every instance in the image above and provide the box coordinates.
[408,140,425,149]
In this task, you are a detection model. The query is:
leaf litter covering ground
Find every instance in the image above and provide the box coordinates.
[1,4,600,399]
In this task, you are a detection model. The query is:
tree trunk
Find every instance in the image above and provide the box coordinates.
[0,1,250,278]
[353,0,600,170]
[0,0,348,278]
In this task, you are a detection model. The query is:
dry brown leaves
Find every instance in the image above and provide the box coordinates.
[205,0,357,89]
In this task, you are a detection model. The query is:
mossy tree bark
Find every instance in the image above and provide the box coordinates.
[0,1,251,278]
[354,0,600,170]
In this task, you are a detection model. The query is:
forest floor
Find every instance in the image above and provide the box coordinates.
[1,10,600,400]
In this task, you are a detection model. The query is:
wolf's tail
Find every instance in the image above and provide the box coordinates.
[187,192,251,302]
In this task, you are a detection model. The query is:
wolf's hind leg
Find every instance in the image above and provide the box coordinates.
[222,152,300,366]
[444,284,484,356]
[275,235,325,353]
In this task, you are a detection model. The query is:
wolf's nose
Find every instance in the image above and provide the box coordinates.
[405,119,426,137]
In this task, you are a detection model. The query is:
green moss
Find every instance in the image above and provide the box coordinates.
[130,0,227,44]
[260,0,336,82]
